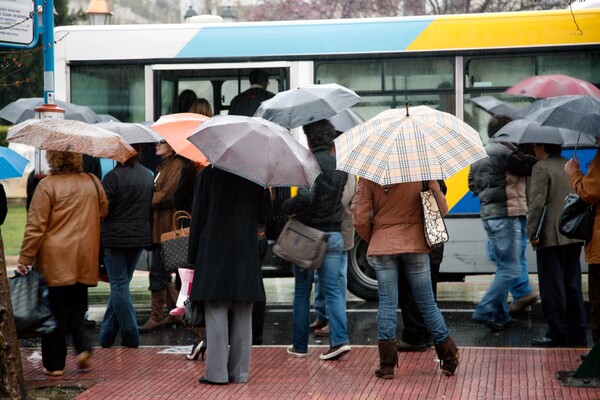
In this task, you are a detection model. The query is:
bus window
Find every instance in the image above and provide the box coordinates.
[465,56,535,89]
[221,78,280,111]
[383,59,453,91]
[71,65,145,123]
[538,51,600,84]
[315,62,382,91]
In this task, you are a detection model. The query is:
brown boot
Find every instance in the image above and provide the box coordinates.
[163,282,183,326]
[375,339,398,379]
[434,337,460,376]
[139,290,166,333]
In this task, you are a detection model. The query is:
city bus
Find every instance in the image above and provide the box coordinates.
[53,8,600,301]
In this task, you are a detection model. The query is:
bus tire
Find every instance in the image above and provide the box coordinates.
[347,234,378,302]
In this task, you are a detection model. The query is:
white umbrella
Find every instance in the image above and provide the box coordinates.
[7,119,136,164]
[254,83,362,129]
[0,98,101,124]
[188,115,320,187]
[335,105,487,185]
[490,119,597,146]
[96,121,163,144]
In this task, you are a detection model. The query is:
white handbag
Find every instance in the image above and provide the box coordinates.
[420,182,449,247]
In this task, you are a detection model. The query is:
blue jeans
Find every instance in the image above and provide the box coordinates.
[486,217,533,301]
[99,247,143,347]
[369,253,449,344]
[292,232,348,352]
[314,271,328,323]
[473,217,523,324]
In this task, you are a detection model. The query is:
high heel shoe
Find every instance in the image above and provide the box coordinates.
[187,340,207,361]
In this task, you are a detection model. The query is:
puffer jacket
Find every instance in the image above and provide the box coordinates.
[282,147,347,232]
[468,141,536,220]
[569,150,600,264]
[101,161,154,248]
[352,179,448,256]
[18,173,109,287]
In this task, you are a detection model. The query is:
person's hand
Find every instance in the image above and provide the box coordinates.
[16,263,29,276]
[565,155,580,177]
[530,238,540,246]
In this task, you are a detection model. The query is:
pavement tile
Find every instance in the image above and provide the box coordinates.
[19,346,600,399]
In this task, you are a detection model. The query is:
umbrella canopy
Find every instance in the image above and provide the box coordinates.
[505,74,600,99]
[6,119,136,164]
[330,109,364,133]
[151,113,210,166]
[0,98,101,124]
[96,121,163,144]
[188,115,321,187]
[489,119,597,146]
[334,105,487,186]
[470,96,520,117]
[0,146,29,179]
[513,95,600,139]
[254,83,362,129]
[97,114,121,123]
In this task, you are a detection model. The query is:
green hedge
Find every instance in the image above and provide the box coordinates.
[0,125,8,147]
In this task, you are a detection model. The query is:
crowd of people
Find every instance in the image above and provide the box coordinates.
[6,70,598,384]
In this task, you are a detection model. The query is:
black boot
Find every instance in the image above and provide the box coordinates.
[375,339,398,379]
[434,337,460,376]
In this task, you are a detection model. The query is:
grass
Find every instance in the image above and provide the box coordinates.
[2,203,26,256]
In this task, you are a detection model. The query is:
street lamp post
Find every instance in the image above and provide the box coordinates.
[86,0,113,25]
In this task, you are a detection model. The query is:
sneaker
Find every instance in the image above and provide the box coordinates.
[509,293,538,313]
[319,344,351,360]
[309,320,328,332]
[314,325,329,337]
[43,369,64,377]
[485,318,518,332]
[76,350,91,369]
[287,345,308,358]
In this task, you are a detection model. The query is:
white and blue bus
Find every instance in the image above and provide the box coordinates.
[54,9,600,300]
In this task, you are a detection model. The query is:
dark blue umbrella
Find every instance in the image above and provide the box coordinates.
[0,146,29,179]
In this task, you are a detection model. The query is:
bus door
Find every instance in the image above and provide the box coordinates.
[150,62,299,274]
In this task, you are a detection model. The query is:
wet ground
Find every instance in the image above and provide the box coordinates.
[68,274,592,349]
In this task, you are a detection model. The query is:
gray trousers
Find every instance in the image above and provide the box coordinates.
[204,301,253,383]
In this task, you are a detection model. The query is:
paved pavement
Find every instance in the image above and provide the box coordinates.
[20,346,600,399]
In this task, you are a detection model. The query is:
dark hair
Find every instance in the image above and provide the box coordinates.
[303,119,336,148]
[488,115,513,138]
[178,89,198,113]
[249,69,269,86]
[123,144,142,167]
[540,143,562,155]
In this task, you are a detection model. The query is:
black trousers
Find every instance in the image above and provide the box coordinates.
[42,283,91,371]
[536,244,587,345]
[589,264,600,344]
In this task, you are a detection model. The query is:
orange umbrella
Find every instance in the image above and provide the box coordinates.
[150,113,210,166]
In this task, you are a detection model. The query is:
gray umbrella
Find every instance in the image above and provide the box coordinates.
[330,109,364,133]
[470,96,520,117]
[254,83,362,129]
[489,119,597,146]
[95,121,163,144]
[188,115,321,187]
[514,95,600,138]
[0,98,101,124]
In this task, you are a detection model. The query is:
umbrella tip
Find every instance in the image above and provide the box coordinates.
[405,101,409,116]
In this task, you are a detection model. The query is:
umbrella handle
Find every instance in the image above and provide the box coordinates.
[573,132,581,158]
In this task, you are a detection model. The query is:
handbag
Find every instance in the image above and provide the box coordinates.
[183,299,205,327]
[420,181,449,248]
[272,218,329,270]
[559,193,595,241]
[8,271,57,339]
[161,211,192,272]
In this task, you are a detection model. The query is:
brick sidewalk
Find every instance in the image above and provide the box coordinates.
[20,346,600,399]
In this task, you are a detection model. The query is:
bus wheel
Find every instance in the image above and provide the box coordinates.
[347,234,378,301]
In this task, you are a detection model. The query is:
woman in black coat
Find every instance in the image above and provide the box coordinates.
[188,167,270,385]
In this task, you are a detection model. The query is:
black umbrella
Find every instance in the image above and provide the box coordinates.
[514,95,600,138]
[470,96,520,117]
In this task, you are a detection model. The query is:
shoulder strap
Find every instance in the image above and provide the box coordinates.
[422,181,428,192]
[87,173,101,210]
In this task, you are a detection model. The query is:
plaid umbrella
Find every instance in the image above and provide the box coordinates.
[6,119,136,164]
[334,105,487,185]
